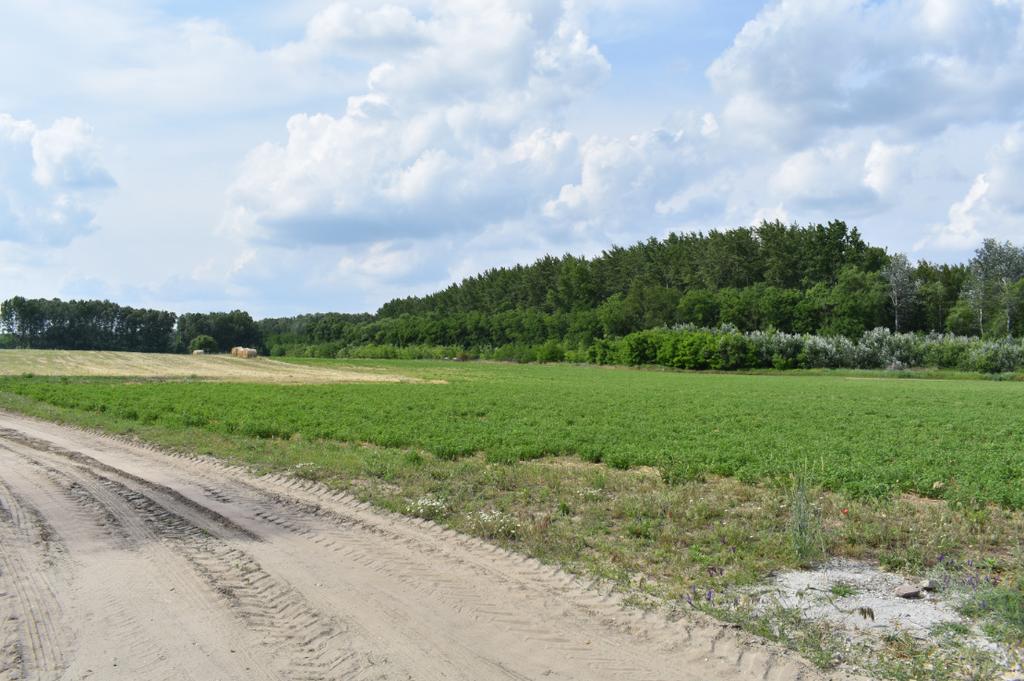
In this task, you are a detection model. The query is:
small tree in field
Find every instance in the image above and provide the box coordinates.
[188,334,218,354]
[882,253,916,333]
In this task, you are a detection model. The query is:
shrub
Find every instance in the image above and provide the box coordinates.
[588,338,629,365]
[967,340,1024,374]
[673,330,717,369]
[307,328,1024,374]
[188,334,218,354]
[799,335,855,369]
[854,327,925,369]
[536,340,566,363]
[748,330,804,369]
[711,332,756,370]
[623,330,662,365]
[921,333,973,369]
[489,344,538,363]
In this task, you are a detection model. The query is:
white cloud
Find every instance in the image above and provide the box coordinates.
[766,138,913,211]
[276,3,431,62]
[225,1,607,246]
[544,128,695,234]
[221,0,1024,289]
[708,0,1024,147]
[863,140,915,196]
[9,0,1024,314]
[920,122,1024,249]
[700,112,719,138]
[0,114,114,246]
[30,117,114,189]
[771,142,871,206]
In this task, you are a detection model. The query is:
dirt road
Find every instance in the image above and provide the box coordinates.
[0,411,845,681]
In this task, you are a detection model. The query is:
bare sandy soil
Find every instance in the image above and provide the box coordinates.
[0,411,861,681]
[0,350,421,383]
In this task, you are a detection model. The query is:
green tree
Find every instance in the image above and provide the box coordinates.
[881,253,917,332]
[188,334,218,353]
[821,267,888,337]
[676,290,719,327]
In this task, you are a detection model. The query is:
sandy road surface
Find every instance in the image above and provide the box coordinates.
[0,411,853,681]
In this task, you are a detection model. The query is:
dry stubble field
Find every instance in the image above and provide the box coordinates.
[0,349,426,383]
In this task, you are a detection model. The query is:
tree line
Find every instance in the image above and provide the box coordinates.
[0,298,260,354]
[0,298,177,353]
[3,221,1024,358]
[263,222,1022,356]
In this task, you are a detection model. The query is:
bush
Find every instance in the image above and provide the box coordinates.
[285,329,1024,374]
[748,330,803,369]
[966,340,1024,374]
[489,344,538,363]
[536,340,566,363]
[920,333,973,369]
[188,334,218,354]
[623,330,663,365]
[798,335,854,369]
[711,333,756,370]
[853,327,925,369]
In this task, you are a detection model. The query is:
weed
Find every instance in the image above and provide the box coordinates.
[406,495,448,521]
[788,469,827,567]
[959,582,1024,646]
[931,621,971,638]
[829,581,858,598]
[468,509,520,540]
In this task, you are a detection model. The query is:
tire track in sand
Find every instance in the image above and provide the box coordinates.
[0,412,866,681]
[0,437,392,681]
[0,474,69,681]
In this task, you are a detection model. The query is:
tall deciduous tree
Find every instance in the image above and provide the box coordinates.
[881,253,917,332]
[967,239,1024,336]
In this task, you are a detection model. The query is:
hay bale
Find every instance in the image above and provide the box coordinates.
[230,347,257,359]
[192,349,206,355]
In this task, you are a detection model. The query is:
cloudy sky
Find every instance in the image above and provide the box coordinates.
[2,0,1023,317]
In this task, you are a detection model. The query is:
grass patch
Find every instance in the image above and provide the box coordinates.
[829,582,859,598]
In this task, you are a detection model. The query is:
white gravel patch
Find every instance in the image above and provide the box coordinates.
[767,559,961,636]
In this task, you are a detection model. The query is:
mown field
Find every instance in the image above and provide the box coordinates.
[0,349,422,383]
[0,355,1021,677]
[2,359,1023,508]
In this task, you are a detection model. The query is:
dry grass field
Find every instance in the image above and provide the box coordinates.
[0,349,424,384]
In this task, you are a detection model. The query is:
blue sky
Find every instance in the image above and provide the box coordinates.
[2,0,1023,317]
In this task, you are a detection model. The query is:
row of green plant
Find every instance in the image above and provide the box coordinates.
[1,381,1019,678]
[608,326,1024,373]
[273,326,1024,374]
[4,359,1024,508]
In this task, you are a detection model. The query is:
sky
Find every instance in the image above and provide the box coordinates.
[2,0,1023,318]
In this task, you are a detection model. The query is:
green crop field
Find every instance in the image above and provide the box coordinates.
[1,357,1022,676]
[2,359,1023,508]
